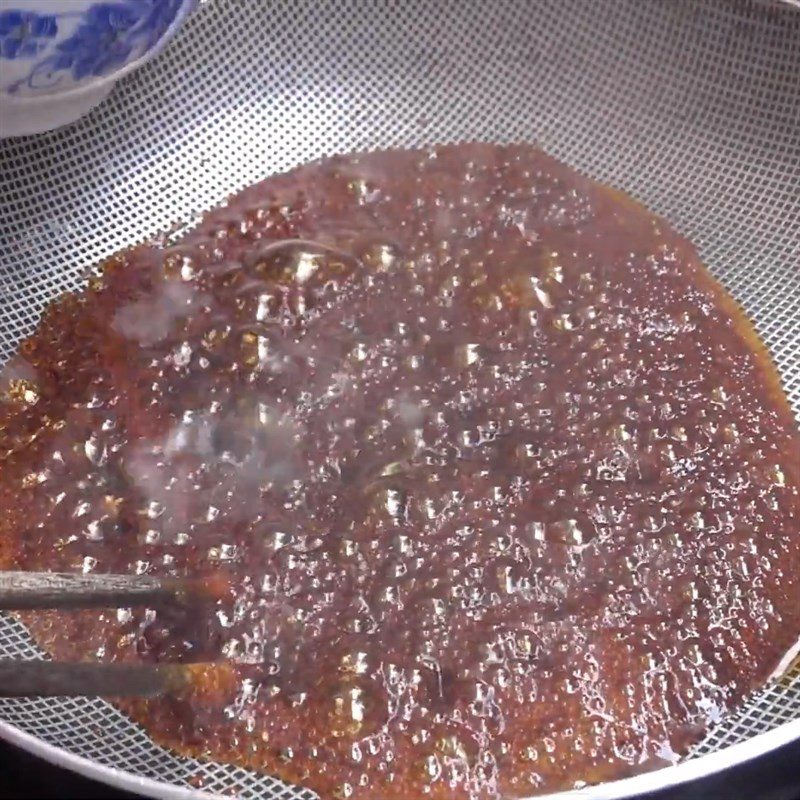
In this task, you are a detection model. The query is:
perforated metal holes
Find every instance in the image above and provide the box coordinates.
[0,1,798,798]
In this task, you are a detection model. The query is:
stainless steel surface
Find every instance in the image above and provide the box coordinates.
[0,0,799,797]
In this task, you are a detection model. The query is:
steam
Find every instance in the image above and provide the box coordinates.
[123,403,305,541]
[112,282,207,346]
[0,354,38,396]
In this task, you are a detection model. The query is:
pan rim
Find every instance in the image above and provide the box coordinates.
[1,715,799,799]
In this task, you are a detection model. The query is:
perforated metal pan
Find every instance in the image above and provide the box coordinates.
[0,1,798,798]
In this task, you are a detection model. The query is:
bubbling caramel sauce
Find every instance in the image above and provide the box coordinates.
[1,144,798,799]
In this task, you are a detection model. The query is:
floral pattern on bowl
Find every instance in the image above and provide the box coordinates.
[0,0,189,97]
[0,8,57,59]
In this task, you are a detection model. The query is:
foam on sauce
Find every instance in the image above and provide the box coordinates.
[1,144,799,799]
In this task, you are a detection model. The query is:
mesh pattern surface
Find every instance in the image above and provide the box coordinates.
[0,0,798,797]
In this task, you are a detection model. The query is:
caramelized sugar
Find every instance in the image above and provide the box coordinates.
[1,144,799,799]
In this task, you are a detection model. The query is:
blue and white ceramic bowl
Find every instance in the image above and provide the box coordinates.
[0,0,195,136]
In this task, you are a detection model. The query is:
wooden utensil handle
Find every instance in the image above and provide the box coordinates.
[0,661,190,698]
[0,571,193,610]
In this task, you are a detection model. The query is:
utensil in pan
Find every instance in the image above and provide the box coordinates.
[0,1,798,798]
[0,572,224,698]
